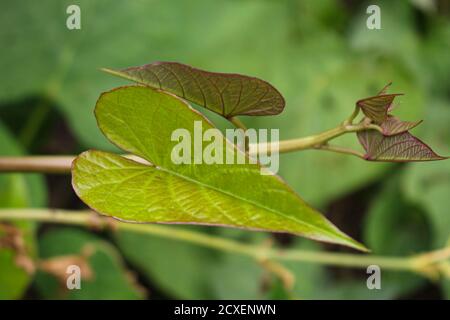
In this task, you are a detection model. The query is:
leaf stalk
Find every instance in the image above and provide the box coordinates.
[228,116,248,131]
[249,121,381,155]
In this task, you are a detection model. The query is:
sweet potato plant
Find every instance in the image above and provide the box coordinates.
[69,62,445,252]
[0,60,449,300]
[1,0,450,301]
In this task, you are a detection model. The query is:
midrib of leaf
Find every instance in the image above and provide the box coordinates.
[103,67,224,112]
[81,153,348,243]
[98,92,332,234]
[101,68,150,86]
[158,166,339,239]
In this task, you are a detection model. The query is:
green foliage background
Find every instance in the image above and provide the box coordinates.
[0,0,449,299]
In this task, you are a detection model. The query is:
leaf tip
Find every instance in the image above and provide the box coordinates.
[338,236,370,252]
[100,67,120,77]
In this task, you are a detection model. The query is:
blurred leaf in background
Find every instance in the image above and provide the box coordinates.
[117,228,272,299]
[116,226,217,299]
[403,99,450,299]
[34,228,144,299]
[361,174,431,298]
[0,122,47,299]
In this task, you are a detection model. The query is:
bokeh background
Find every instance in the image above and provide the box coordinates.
[0,0,449,299]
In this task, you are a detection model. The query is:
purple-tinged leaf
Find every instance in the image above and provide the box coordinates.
[378,83,401,113]
[387,102,400,112]
[357,130,446,162]
[356,94,403,123]
[102,62,285,118]
[380,116,422,136]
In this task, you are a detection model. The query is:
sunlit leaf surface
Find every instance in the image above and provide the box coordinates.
[72,86,365,250]
[103,62,285,118]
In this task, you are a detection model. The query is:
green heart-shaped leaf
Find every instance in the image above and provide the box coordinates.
[72,86,365,251]
[102,61,285,118]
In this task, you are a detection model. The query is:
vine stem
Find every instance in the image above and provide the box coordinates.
[0,155,147,173]
[0,122,381,173]
[249,122,382,155]
[0,208,449,276]
[0,156,74,174]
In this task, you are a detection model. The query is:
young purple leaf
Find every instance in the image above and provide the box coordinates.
[357,130,446,162]
[356,93,403,124]
[387,102,399,112]
[101,61,285,118]
[380,116,422,136]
